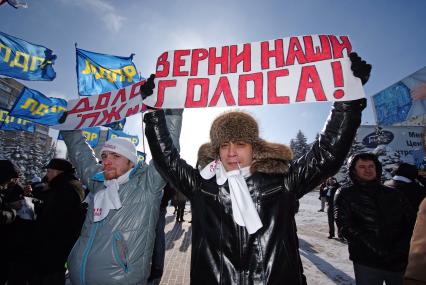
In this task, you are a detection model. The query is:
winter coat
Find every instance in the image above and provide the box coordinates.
[144,99,366,285]
[334,180,414,272]
[0,190,16,225]
[404,197,426,285]
[62,110,181,285]
[34,172,85,273]
[386,179,426,214]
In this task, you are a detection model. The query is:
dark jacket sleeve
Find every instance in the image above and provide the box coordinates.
[286,98,366,199]
[144,109,200,199]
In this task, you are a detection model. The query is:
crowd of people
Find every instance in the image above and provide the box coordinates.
[0,51,425,285]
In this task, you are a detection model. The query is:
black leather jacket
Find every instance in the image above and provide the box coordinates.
[334,180,414,272]
[144,99,365,285]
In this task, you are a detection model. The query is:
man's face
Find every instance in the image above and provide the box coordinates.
[46,168,62,183]
[101,151,133,180]
[219,141,253,172]
[353,159,377,182]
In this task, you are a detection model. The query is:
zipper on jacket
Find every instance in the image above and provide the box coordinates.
[201,189,218,200]
[113,231,129,273]
[80,221,100,285]
[260,186,282,197]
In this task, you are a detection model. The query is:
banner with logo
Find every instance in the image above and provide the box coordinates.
[107,129,139,146]
[0,31,56,81]
[143,34,365,108]
[356,125,425,169]
[52,80,146,130]
[76,47,141,96]
[0,108,35,132]
[58,127,101,148]
[372,66,426,126]
[9,87,67,125]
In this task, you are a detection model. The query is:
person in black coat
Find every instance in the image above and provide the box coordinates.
[0,160,19,285]
[324,177,340,239]
[143,53,370,284]
[334,153,415,285]
[32,158,85,285]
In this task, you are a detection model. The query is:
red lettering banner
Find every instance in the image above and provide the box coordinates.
[144,34,365,108]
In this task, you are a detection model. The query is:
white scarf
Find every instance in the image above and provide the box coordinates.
[200,160,263,234]
[93,168,132,222]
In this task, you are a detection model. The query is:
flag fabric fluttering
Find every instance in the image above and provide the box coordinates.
[76,47,141,96]
[0,108,35,132]
[107,129,139,146]
[0,31,56,80]
[9,87,67,126]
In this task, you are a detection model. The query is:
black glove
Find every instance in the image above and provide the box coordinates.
[349,52,372,85]
[141,74,156,100]
[58,111,68,124]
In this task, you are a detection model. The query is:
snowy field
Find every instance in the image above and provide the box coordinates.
[297,191,355,285]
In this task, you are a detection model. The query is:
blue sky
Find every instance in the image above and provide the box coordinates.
[1,0,426,165]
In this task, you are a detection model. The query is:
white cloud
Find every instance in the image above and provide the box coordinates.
[58,0,125,33]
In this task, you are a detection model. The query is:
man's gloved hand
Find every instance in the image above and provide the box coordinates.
[58,111,68,124]
[349,52,372,85]
[141,74,156,100]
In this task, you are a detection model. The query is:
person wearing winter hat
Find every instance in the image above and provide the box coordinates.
[386,162,426,218]
[60,107,182,285]
[144,52,371,284]
[32,157,85,285]
[334,153,415,285]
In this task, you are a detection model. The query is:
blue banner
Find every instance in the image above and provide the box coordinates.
[372,66,426,126]
[76,47,141,96]
[0,31,56,81]
[9,87,67,126]
[137,151,146,164]
[107,129,139,146]
[0,108,34,132]
[58,127,101,148]
[104,118,126,131]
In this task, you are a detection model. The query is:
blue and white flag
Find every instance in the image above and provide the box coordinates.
[58,127,101,148]
[9,87,67,125]
[0,108,34,132]
[0,0,27,9]
[137,151,146,164]
[76,47,141,96]
[0,31,56,81]
[104,118,126,131]
[107,129,139,146]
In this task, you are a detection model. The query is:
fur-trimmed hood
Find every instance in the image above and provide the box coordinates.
[197,139,293,175]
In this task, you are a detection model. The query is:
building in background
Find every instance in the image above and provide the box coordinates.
[0,77,55,181]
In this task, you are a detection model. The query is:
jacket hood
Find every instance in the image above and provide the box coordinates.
[197,139,293,175]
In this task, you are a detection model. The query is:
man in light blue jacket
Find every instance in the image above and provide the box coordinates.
[61,110,182,285]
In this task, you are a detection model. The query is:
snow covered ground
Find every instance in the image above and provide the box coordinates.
[297,190,355,285]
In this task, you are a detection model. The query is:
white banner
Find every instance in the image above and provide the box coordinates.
[356,125,425,169]
[144,34,366,108]
[52,81,145,130]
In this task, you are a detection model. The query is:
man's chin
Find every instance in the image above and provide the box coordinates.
[104,172,117,180]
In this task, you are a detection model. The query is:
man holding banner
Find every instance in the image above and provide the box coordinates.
[60,109,182,285]
[143,49,371,284]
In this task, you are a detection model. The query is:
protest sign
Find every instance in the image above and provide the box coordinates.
[144,34,365,108]
[52,80,146,130]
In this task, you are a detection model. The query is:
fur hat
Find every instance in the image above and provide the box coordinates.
[198,111,293,174]
[101,137,138,166]
[45,158,75,173]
